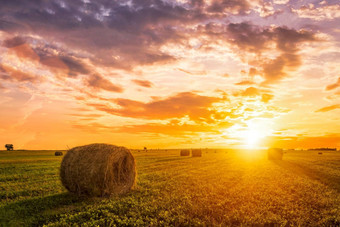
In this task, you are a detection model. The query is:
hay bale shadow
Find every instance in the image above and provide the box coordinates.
[0,193,87,226]
[156,157,186,163]
[272,160,340,193]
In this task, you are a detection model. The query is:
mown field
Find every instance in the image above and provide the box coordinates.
[1,149,340,226]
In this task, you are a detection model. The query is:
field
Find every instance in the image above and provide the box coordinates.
[1,149,340,226]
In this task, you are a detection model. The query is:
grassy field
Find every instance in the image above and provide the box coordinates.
[1,149,340,226]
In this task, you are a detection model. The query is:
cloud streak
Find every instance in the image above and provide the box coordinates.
[315,104,340,112]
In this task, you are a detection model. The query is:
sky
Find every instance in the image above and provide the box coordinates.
[0,0,339,150]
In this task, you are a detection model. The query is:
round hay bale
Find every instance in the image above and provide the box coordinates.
[55,151,63,156]
[318,152,323,155]
[180,149,190,156]
[192,149,202,157]
[60,143,136,197]
[267,148,283,160]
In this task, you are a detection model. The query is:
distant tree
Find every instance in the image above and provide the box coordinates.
[5,144,14,151]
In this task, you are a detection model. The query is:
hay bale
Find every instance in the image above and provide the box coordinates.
[180,149,190,156]
[192,149,202,157]
[55,151,63,156]
[318,152,323,155]
[268,148,283,160]
[60,143,136,197]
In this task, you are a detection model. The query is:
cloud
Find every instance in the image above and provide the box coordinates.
[0,0,275,72]
[0,64,38,83]
[226,22,273,53]
[315,104,340,112]
[293,3,340,21]
[241,87,260,96]
[273,0,289,5]
[235,86,274,103]
[274,27,315,52]
[33,44,92,77]
[2,35,93,80]
[261,94,274,103]
[132,79,153,88]
[116,122,220,136]
[86,74,123,93]
[2,36,26,48]
[177,68,207,76]
[226,22,316,53]
[326,77,340,91]
[3,38,40,62]
[207,0,251,14]
[0,0,198,69]
[235,80,255,85]
[89,92,224,122]
[225,22,317,83]
[59,56,90,77]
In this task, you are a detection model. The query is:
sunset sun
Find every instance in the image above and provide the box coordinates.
[229,119,272,149]
[242,128,263,148]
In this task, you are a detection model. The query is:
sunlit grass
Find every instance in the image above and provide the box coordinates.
[1,149,340,226]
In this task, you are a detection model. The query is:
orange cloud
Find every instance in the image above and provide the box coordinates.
[235,80,255,85]
[0,64,38,83]
[315,104,340,113]
[89,92,225,122]
[235,86,273,103]
[116,122,220,136]
[86,74,123,93]
[326,77,340,91]
[132,79,153,88]
[177,68,207,76]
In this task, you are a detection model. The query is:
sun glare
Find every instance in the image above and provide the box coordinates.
[243,128,263,148]
[242,120,272,149]
[226,119,273,149]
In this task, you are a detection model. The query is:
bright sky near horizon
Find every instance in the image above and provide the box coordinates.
[0,0,339,149]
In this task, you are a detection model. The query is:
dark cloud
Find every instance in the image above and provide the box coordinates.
[0,1,320,88]
[227,22,273,52]
[0,0,261,71]
[0,0,197,69]
[2,36,26,48]
[225,22,318,83]
[86,74,123,93]
[0,19,24,31]
[274,27,315,52]
[59,56,90,77]
[132,79,153,88]
[32,44,91,77]
[326,77,340,91]
[207,0,250,14]
[2,36,92,78]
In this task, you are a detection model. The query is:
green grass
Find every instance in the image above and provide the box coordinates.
[1,149,340,226]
